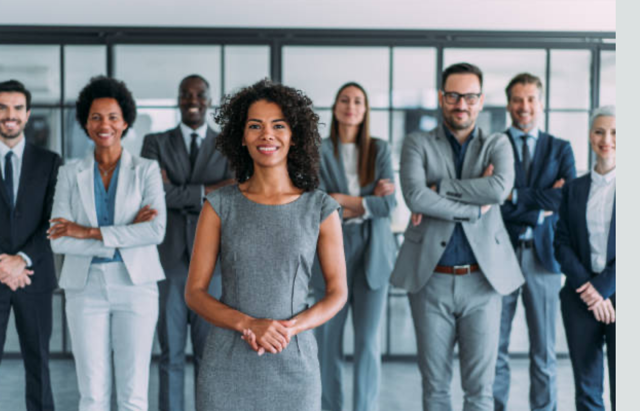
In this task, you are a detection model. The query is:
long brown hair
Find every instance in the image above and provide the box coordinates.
[329,82,377,187]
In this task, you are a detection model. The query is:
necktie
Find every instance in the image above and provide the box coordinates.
[521,135,531,180]
[190,133,199,170]
[4,152,14,210]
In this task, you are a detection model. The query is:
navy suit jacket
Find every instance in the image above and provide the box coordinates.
[0,143,61,292]
[500,130,576,273]
[554,174,615,300]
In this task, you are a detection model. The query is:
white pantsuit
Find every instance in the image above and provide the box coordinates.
[65,263,159,411]
[51,149,166,411]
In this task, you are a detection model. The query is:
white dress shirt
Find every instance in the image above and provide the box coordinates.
[587,166,616,273]
[179,122,207,154]
[340,143,371,224]
[0,137,32,266]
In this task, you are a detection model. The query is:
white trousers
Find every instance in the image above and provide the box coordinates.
[65,262,159,411]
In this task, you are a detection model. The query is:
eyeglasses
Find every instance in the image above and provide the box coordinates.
[442,91,482,105]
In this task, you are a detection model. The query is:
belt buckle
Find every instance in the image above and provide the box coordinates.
[453,265,471,275]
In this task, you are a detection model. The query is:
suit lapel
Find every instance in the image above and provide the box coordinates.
[575,175,592,272]
[607,196,616,261]
[192,127,215,180]
[0,157,10,207]
[434,126,455,179]
[333,140,351,194]
[505,129,526,187]
[528,131,548,185]
[460,129,482,179]
[114,149,133,225]
[77,154,99,227]
[15,143,37,208]
[169,126,191,180]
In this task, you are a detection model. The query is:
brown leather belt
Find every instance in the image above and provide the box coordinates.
[434,264,480,275]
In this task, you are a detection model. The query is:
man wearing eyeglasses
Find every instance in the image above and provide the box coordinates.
[392,62,523,411]
[493,73,576,411]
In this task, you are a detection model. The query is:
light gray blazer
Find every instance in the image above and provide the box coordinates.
[312,137,397,290]
[391,125,524,295]
[51,149,167,289]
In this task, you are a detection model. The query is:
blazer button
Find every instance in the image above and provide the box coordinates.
[441,241,446,247]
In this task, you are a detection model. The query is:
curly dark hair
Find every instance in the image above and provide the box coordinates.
[215,79,321,191]
[75,76,137,138]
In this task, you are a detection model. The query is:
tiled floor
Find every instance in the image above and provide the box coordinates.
[0,357,611,410]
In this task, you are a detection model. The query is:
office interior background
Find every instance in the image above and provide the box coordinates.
[0,0,617,406]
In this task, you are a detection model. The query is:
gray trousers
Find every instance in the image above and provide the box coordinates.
[409,270,502,411]
[493,246,562,411]
[157,253,222,411]
[315,223,388,411]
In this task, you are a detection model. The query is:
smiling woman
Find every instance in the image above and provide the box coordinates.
[49,76,167,411]
[184,79,348,411]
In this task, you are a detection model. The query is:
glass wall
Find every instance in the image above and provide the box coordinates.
[0,29,614,358]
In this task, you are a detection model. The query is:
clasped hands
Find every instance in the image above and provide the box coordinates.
[0,254,33,291]
[47,205,158,240]
[240,318,298,356]
[411,164,495,226]
[577,281,615,324]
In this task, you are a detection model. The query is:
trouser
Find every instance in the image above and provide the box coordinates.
[315,222,388,411]
[560,286,615,411]
[157,253,221,411]
[409,270,502,411]
[0,284,54,411]
[65,262,159,411]
[494,245,562,411]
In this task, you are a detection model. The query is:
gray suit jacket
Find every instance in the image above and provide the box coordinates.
[391,125,524,295]
[312,138,397,290]
[141,126,232,272]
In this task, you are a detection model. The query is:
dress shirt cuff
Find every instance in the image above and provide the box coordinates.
[17,252,32,268]
[537,210,545,225]
[511,189,518,205]
[362,197,372,219]
[201,185,206,204]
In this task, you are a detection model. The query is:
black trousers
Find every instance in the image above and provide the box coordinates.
[0,285,54,411]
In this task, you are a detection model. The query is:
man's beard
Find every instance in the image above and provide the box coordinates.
[444,110,474,131]
[0,119,24,140]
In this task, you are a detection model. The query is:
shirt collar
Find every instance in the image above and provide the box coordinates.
[443,125,476,148]
[591,166,616,186]
[0,136,26,160]
[180,122,208,141]
[509,126,540,141]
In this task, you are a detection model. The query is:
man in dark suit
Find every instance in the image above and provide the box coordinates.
[141,74,233,411]
[0,80,61,411]
[493,73,576,411]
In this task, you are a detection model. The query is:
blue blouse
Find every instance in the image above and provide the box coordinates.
[91,160,124,264]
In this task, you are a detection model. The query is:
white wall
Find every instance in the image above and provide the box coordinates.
[1,0,615,32]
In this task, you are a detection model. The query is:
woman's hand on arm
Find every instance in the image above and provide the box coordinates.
[374,178,395,197]
[329,193,365,217]
[48,218,103,241]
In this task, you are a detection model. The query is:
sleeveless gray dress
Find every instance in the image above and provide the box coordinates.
[197,185,340,411]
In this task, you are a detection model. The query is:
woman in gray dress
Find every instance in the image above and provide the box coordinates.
[185,79,348,411]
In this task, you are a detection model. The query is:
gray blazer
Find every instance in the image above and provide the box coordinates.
[141,126,232,272]
[391,125,524,295]
[312,138,397,290]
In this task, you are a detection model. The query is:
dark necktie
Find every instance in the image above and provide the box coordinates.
[4,152,14,210]
[190,133,199,170]
[521,135,531,180]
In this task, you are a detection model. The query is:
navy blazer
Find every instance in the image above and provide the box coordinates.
[0,143,61,292]
[554,174,615,300]
[500,130,576,273]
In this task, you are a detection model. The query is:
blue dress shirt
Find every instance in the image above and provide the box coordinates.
[437,127,478,266]
[509,126,545,240]
[91,160,124,264]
